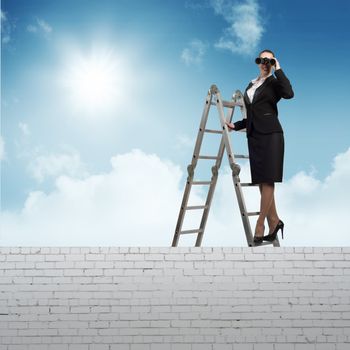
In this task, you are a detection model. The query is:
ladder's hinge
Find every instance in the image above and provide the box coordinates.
[230,162,241,176]
[211,165,218,177]
[187,164,195,181]
[210,84,219,94]
[233,90,244,105]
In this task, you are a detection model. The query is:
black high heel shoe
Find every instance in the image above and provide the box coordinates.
[263,220,284,241]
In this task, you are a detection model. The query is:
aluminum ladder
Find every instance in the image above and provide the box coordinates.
[171,84,280,247]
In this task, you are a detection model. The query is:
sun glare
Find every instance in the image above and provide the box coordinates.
[63,48,123,117]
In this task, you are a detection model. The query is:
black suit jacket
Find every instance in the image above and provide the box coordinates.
[233,69,294,135]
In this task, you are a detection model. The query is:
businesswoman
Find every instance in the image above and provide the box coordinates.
[226,49,294,244]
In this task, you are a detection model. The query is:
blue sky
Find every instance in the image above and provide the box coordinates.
[1,0,350,246]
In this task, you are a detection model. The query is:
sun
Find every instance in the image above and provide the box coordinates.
[63,48,123,117]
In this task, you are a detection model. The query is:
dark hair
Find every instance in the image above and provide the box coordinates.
[259,49,275,57]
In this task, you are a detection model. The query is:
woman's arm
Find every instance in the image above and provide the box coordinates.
[225,119,246,131]
[273,57,294,99]
[274,69,294,99]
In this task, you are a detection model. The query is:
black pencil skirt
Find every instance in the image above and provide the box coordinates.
[247,128,284,184]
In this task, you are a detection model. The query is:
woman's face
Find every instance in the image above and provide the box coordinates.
[258,51,274,76]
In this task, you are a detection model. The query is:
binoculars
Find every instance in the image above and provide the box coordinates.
[255,57,276,65]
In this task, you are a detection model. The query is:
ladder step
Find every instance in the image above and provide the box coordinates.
[192,181,212,185]
[240,183,259,187]
[246,211,260,216]
[235,154,249,159]
[250,241,275,247]
[258,241,275,246]
[186,205,208,210]
[198,155,218,160]
[222,101,237,108]
[180,229,203,235]
[204,128,223,134]
[210,101,243,108]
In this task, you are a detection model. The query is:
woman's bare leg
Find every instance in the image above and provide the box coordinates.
[267,195,280,233]
[258,184,280,234]
[255,183,274,236]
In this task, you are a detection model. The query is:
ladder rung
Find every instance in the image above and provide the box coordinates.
[192,181,212,185]
[180,229,203,235]
[258,241,275,246]
[198,155,218,160]
[186,205,208,210]
[246,211,260,216]
[204,129,223,134]
[222,101,239,108]
[210,101,243,108]
[240,183,259,187]
[235,154,249,159]
[251,241,275,247]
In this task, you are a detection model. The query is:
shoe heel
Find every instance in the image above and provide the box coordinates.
[281,225,284,239]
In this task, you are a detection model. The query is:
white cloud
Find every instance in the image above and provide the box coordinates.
[181,39,208,66]
[27,149,88,183]
[0,149,196,245]
[210,0,264,55]
[0,136,5,161]
[26,24,37,33]
[27,18,52,37]
[1,147,350,246]
[37,18,52,33]
[18,122,30,136]
[174,134,194,150]
[1,9,12,44]
[2,36,10,44]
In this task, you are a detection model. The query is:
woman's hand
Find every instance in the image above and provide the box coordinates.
[273,57,281,71]
[225,121,235,131]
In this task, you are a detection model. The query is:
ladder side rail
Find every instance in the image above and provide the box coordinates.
[233,90,247,134]
[216,102,236,169]
[233,181,254,246]
[234,90,247,120]
[195,99,237,247]
[194,165,218,246]
[216,90,256,246]
[214,90,239,170]
[230,90,255,245]
[172,90,213,247]
[172,174,194,247]
[192,92,213,168]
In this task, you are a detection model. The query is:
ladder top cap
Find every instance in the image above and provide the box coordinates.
[210,84,219,94]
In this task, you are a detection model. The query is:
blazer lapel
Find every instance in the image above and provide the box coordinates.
[251,75,275,103]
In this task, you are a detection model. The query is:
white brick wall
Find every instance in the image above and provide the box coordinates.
[0,247,349,350]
